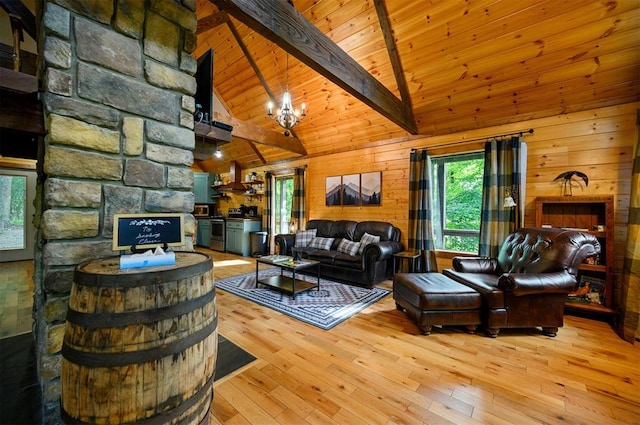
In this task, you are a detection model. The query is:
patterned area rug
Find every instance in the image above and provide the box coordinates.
[216,268,390,330]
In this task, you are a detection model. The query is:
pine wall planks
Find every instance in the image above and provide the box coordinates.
[242,101,638,282]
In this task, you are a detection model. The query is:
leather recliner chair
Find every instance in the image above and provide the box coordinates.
[443,227,600,337]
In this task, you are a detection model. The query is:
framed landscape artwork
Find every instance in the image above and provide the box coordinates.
[325,176,341,206]
[342,174,360,206]
[325,172,382,206]
[361,171,381,205]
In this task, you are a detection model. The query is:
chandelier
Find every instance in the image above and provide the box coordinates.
[267,54,306,135]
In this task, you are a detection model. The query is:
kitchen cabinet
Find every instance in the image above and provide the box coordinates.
[194,172,220,204]
[535,196,616,320]
[197,219,211,247]
[226,219,261,256]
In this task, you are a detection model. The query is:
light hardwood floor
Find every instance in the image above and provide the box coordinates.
[205,249,640,425]
[0,259,34,338]
[1,251,638,424]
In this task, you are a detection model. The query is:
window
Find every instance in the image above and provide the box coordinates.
[273,175,293,234]
[432,153,484,253]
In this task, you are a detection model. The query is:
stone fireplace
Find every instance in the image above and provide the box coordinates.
[35,1,199,422]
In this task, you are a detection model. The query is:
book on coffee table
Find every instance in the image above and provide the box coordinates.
[260,255,291,263]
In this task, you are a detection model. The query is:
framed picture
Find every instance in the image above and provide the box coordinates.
[325,176,342,206]
[567,274,606,305]
[342,174,360,206]
[361,171,381,205]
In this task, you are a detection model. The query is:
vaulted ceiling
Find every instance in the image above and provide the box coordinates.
[195,0,639,174]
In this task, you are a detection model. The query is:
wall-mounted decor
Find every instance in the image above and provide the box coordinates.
[326,176,341,206]
[325,172,382,206]
[361,171,381,205]
[342,174,360,206]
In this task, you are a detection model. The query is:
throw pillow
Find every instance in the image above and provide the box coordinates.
[358,232,381,254]
[308,237,335,250]
[337,239,360,256]
[295,229,317,247]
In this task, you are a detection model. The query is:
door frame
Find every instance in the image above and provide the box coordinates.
[0,168,36,262]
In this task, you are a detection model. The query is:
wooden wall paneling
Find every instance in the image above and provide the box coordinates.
[281,103,638,267]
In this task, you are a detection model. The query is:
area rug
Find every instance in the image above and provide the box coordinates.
[215,268,390,330]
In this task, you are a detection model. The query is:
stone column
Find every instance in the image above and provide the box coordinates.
[35,1,198,422]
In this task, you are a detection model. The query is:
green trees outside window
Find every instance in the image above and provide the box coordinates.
[433,153,483,253]
[274,176,293,234]
[0,175,26,250]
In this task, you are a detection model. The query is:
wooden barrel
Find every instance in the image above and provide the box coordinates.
[61,252,216,425]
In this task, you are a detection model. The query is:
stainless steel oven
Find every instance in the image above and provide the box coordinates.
[210,217,226,252]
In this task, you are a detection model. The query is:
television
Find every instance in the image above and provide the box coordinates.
[194,49,214,123]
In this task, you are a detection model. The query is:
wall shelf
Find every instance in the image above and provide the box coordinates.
[242,180,264,202]
[211,194,230,201]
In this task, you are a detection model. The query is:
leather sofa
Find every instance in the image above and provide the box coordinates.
[443,227,600,337]
[274,219,404,287]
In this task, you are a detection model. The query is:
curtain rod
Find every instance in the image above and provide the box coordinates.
[411,128,534,151]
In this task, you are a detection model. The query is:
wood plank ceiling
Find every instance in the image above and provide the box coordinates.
[195,0,639,174]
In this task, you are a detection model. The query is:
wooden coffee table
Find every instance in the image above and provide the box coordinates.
[255,255,320,299]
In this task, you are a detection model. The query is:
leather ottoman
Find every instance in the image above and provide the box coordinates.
[393,273,482,335]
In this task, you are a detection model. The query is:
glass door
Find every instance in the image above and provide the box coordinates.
[274,176,293,235]
[0,169,36,261]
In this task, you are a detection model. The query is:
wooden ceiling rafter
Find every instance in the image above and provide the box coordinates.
[224,15,305,150]
[248,141,267,164]
[209,0,419,134]
[373,0,412,108]
[196,10,228,34]
[212,112,307,155]
[194,6,308,163]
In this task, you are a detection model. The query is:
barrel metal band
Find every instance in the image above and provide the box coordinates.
[61,370,214,425]
[65,288,215,328]
[61,314,217,367]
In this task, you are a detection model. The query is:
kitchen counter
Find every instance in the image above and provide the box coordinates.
[225,219,262,256]
[225,217,262,222]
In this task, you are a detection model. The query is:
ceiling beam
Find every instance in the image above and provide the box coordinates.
[210,0,418,134]
[248,141,267,164]
[196,11,228,34]
[224,16,300,140]
[213,112,307,155]
[374,0,412,108]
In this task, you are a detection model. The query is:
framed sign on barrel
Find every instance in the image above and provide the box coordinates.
[113,213,184,252]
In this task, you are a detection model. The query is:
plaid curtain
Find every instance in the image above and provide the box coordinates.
[479,136,523,257]
[620,109,640,342]
[408,149,438,271]
[264,171,273,253]
[290,167,305,231]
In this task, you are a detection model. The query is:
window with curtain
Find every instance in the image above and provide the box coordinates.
[431,152,484,253]
[273,175,293,234]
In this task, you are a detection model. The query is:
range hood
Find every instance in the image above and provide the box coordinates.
[219,160,247,191]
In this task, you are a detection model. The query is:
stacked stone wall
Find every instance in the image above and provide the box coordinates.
[36,1,198,422]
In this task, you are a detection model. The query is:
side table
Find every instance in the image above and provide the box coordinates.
[393,250,421,274]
